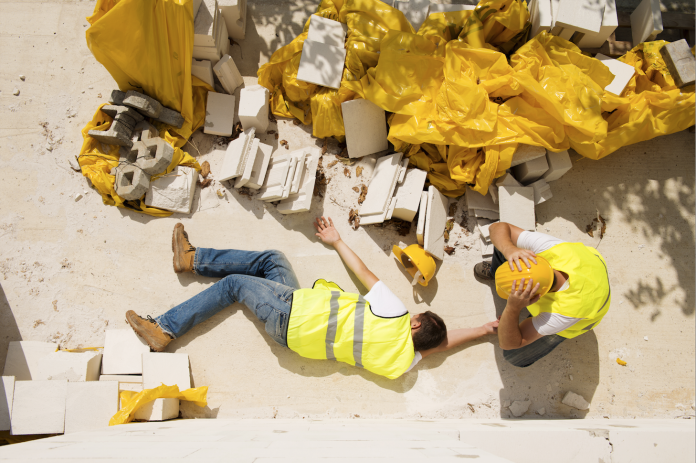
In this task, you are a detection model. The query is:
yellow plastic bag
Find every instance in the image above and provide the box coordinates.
[109,384,208,426]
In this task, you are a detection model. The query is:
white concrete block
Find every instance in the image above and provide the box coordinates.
[595,53,636,96]
[296,40,346,90]
[213,54,244,94]
[220,0,246,40]
[529,179,553,204]
[466,186,498,212]
[630,0,662,45]
[478,222,493,243]
[101,329,150,375]
[234,138,260,188]
[64,381,119,434]
[577,0,618,48]
[510,144,547,167]
[145,166,198,214]
[499,186,536,231]
[37,351,102,382]
[360,152,404,221]
[0,376,15,431]
[3,341,58,380]
[392,168,427,222]
[204,92,235,136]
[219,128,256,182]
[99,375,143,393]
[554,0,604,35]
[481,240,494,260]
[472,209,500,221]
[258,153,292,201]
[191,59,214,87]
[194,0,217,47]
[511,156,549,185]
[489,184,499,204]
[342,99,388,159]
[134,398,179,422]
[496,172,522,188]
[11,380,67,435]
[424,185,448,261]
[416,191,428,245]
[307,15,347,48]
[562,391,591,410]
[192,44,221,63]
[142,353,191,391]
[277,147,322,214]
[394,0,430,31]
[542,149,572,182]
[238,85,270,132]
[428,3,476,15]
[245,142,273,189]
[531,0,553,37]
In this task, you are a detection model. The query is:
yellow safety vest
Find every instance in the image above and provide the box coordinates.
[528,243,611,338]
[287,279,415,379]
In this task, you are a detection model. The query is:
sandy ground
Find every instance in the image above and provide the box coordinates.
[0,0,694,422]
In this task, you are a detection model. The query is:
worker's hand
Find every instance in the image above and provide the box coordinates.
[506,247,538,272]
[506,278,541,312]
[482,319,499,335]
[314,216,341,246]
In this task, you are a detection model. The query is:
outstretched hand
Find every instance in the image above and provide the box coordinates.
[506,278,541,312]
[314,216,341,246]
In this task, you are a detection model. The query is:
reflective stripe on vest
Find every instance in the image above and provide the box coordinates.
[325,291,340,360]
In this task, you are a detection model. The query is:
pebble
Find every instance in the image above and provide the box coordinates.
[19,75,25,81]
[537,407,546,416]
[88,85,93,89]
[74,193,83,202]
[644,336,648,341]
[570,375,574,381]
[509,400,531,417]
[12,89,20,96]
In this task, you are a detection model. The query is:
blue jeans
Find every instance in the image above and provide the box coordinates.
[156,248,300,347]
[491,247,567,367]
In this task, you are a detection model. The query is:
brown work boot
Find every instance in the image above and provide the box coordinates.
[125,310,171,352]
[474,261,494,280]
[172,223,196,274]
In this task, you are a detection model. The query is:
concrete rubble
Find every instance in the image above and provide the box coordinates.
[277,147,322,214]
[213,54,244,94]
[541,150,572,182]
[392,168,428,222]
[509,400,531,417]
[359,153,407,225]
[511,156,549,185]
[562,391,591,410]
[660,39,696,88]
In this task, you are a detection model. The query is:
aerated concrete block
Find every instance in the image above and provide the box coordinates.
[499,186,536,231]
[131,120,159,143]
[115,164,151,201]
[478,221,494,243]
[307,14,348,48]
[509,144,546,167]
[496,172,522,188]
[37,351,102,382]
[277,147,322,214]
[394,0,430,31]
[660,39,696,88]
[416,191,428,245]
[219,128,256,181]
[238,85,270,132]
[245,142,273,190]
[99,375,143,393]
[194,0,218,46]
[134,398,179,421]
[359,153,405,224]
[554,0,604,36]
[542,150,572,182]
[577,0,618,49]
[213,54,244,94]
[258,153,292,201]
[234,139,260,188]
[137,137,174,175]
[11,380,67,435]
[529,179,553,204]
[145,166,199,214]
[110,90,126,105]
[630,0,662,45]
[428,2,476,15]
[191,59,215,87]
[102,329,150,375]
[220,0,246,40]
[489,184,499,204]
[204,92,236,136]
[530,0,553,37]
[296,40,346,90]
[392,168,427,222]
[342,99,388,159]
[123,91,162,118]
[155,106,185,129]
[3,341,58,380]
[142,353,191,390]
[511,156,549,185]
[64,381,119,434]
[424,185,448,261]
[466,186,498,213]
[473,209,500,221]
[0,376,15,431]
[595,54,635,96]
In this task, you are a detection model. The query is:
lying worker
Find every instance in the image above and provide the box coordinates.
[474,222,610,367]
[126,217,498,379]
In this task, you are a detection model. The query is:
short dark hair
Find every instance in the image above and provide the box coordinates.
[412,311,447,351]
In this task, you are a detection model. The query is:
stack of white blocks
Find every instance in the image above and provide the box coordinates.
[466,186,499,222]
[359,152,409,225]
[297,15,348,90]
[342,99,388,159]
[577,0,618,49]
[276,147,322,214]
[213,54,244,95]
[193,0,229,64]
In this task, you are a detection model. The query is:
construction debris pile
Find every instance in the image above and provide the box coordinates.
[0,332,205,435]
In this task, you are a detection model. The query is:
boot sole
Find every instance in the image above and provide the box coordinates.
[126,315,167,352]
[172,224,184,274]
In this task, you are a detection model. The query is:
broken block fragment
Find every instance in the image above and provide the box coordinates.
[630,0,662,45]
[296,40,346,90]
[219,128,256,182]
[424,185,448,261]
[465,186,498,213]
[307,14,347,48]
[64,381,118,434]
[191,58,215,87]
[245,142,273,190]
[102,329,150,375]
[562,391,590,410]
[137,137,174,176]
[359,153,406,225]
[142,353,191,390]
[511,156,549,185]
[134,398,179,421]
[145,166,199,214]
[542,150,572,182]
[342,99,388,159]
[595,54,636,96]
[115,164,151,201]
[660,39,696,88]
[392,168,428,222]
[3,341,58,380]
[213,54,244,94]
[204,92,236,136]
[258,152,293,201]
[499,186,536,231]
[36,351,102,382]
[529,178,553,205]
[88,120,133,147]
[277,147,322,214]
[131,120,159,143]
[238,85,270,132]
[510,144,546,167]
[123,90,163,118]
[11,380,67,435]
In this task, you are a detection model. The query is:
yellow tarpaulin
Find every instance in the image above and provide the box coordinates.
[109,384,208,426]
[80,0,210,216]
[258,0,695,196]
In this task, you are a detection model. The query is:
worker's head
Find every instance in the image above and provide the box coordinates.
[410,311,447,351]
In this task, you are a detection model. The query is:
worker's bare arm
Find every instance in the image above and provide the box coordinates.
[420,321,498,358]
[498,278,544,350]
[489,222,538,271]
[314,216,379,291]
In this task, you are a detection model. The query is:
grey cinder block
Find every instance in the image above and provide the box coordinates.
[155,106,185,129]
[115,164,151,200]
[137,137,174,176]
[132,120,159,142]
[88,120,133,147]
[110,90,126,105]
[123,90,163,118]
[100,104,144,123]
[660,39,695,88]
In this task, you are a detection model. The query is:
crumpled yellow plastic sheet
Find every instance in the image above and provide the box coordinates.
[109,384,208,426]
[258,0,695,197]
[81,0,209,216]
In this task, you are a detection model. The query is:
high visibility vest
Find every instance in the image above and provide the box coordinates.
[287,279,415,379]
[527,243,611,339]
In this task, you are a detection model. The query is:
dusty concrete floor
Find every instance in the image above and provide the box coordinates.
[0,0,694,421]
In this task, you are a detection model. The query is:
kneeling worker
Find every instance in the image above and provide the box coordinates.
[474,222,610,367]
[127,217,497,379]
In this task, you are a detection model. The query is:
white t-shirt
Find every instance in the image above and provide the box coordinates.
[364,281,421,374]
[516,231,581,336]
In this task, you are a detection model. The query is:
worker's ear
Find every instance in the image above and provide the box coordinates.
[411,314,421,330]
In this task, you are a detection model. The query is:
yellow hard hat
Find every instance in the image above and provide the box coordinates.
[494,255,555,299]
[392,244,436,287]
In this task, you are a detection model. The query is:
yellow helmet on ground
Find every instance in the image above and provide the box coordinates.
[392,244,436,287]
[495,255,555,299]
